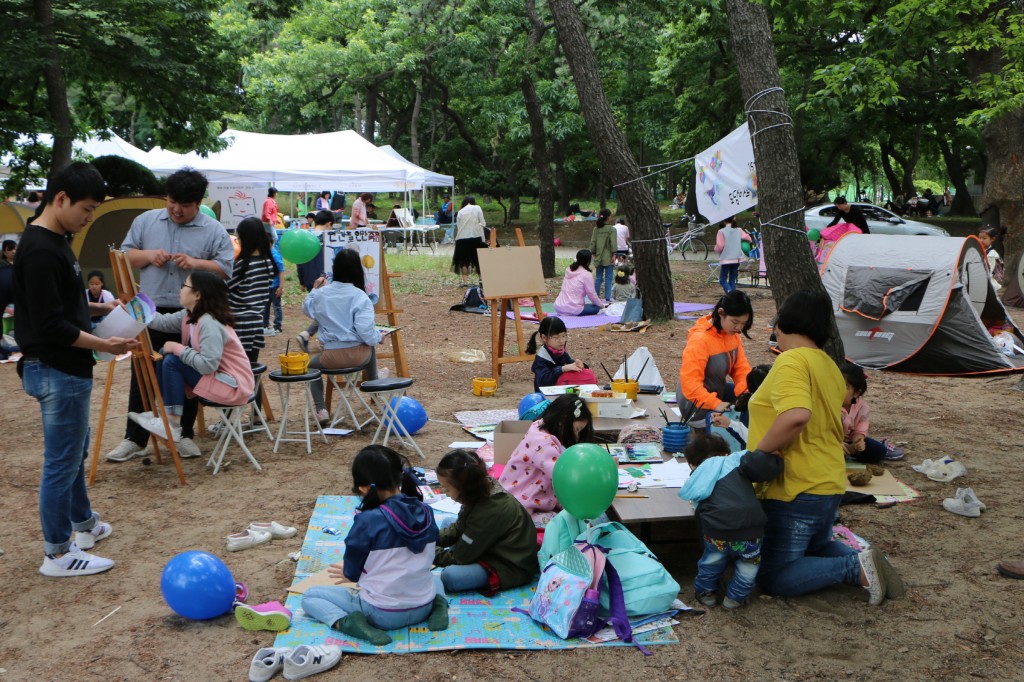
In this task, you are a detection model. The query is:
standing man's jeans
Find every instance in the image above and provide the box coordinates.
[694,537,762,602]
[758,493,860,596]
[719,263,739,293]
[595,264,613,300]
[21,361,101,555]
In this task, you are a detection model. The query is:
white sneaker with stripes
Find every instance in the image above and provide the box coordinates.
[39,547,115,577]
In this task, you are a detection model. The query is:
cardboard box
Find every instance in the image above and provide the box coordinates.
[492,420,532,465]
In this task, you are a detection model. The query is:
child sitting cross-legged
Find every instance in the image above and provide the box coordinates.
[678,433,783,609]
[434,449,539,595]
[301,446,449,645]
[840,362,904,462]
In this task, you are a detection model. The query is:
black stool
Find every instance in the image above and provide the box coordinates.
[199,394,261,475]
[268,369,327,454]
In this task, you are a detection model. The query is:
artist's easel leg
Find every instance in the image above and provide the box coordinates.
[491,298,503,383]
[88,360,117,486]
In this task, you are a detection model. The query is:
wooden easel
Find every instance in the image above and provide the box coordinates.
[88,249,187,486]
[482,228,546,385]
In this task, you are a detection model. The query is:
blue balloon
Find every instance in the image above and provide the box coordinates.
[518,392,546,419]
[161,551,236,620]
[385,396,428,435]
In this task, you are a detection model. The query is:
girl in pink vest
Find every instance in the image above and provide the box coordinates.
[129,271,255,443]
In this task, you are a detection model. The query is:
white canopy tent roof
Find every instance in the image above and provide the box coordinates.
[1,131,154,187]
[378,144,453,188]
[149,129,452,192]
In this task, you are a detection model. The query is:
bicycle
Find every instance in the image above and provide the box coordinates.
[663,215,709,260]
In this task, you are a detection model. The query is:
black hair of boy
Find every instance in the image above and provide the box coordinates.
[526,315,567,354]
[540,394,593,448]
[776,290,833,348]
[41,161,107,206]
[684,432,730,469]
[711,290,754,338]
[436,449,491,507]
[734,363,771,412]
[86,270,105,283]
[314,209,334,226]
[164,168,208,205]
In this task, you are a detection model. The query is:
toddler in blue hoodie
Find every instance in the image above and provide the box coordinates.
[678,433,782,609]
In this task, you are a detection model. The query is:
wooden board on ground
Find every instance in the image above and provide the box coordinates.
[845,468,906,496]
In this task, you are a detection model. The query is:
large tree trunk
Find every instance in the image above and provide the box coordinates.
[364,86,378,142]
[522,0,556,278]
[549,0,674,321]
[725,0,844,362]
[34,0,73,172]
[879,141,902,197]
[933,129,975,217]
[410,78,422,166]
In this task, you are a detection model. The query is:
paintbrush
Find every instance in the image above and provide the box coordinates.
[600,362,615,384]
[659,408,671,426]
[636,357,650,382]
[623,353,628,382]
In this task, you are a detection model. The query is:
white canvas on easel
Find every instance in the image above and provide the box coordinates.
[387,208,415,228]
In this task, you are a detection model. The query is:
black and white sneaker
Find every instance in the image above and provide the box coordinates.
[39,548,115,577]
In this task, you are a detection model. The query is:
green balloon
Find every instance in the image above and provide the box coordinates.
[552,443,619,519]
[199,204,217,219]
[807,228,821,242]
[741,240,752,256]
[279,228,322,265]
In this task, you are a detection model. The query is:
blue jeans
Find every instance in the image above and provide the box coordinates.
[595,264,613,300]
[579,303,602,316]
[719,263,739,293]
[21,361,100,555]
[694,537,762,602]
[850,437,886,464]
[302,574,445,630]
[440,562,490,592]
[157,354,202,415]
[758,493,860,597]
[263,287,283,330]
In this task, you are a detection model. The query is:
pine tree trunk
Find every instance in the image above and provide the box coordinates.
[410,78,422,166]
[522,0,556,278]
[725,0,844,362]
[34,0,73,172]
[548,0,674,321]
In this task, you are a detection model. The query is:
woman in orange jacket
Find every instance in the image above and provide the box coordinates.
[678,290,753,423]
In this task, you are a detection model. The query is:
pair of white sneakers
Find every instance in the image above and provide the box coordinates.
[226,521,297,552]
[39,522,115,577]
[943,487,987,517]
[249,645,341,682]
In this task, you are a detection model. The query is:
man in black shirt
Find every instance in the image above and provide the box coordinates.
[827,196,871,234]
[15,162,137,577]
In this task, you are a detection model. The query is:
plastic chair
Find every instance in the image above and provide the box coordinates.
[268,369,327,454]
[359,377,425,459]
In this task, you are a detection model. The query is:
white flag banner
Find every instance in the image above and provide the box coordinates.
[694,123,758,225]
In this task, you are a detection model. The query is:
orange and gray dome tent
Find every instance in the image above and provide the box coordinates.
[820,234,1024,375]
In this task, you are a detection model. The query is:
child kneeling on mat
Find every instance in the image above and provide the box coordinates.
[435,449,539,594]
[527,316,597,391]
[301,446,449,645]
[678,433,782,609]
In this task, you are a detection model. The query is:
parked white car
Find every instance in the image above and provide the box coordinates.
[804,203,950,237]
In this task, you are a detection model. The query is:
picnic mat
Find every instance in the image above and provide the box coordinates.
[274,496,680,654]
[506,302,714,329]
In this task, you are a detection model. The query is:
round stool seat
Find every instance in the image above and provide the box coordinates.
[251,362,268,377]
[199,393,257,408]
[360,377,413,392]
[320,364,369,376]
[269,369,322,383]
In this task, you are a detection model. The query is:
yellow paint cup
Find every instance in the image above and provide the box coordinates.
[472,377,497,397]
[611,379,639,400]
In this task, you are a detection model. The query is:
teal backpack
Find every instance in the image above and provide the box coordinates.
[583,521,680,617]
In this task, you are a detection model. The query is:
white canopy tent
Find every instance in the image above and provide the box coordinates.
[149,129,452,192]
[1,131,153,187]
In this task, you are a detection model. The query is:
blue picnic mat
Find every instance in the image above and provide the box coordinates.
[273,496,679,654]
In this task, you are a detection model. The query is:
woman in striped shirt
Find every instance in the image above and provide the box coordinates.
[228,217,278,366]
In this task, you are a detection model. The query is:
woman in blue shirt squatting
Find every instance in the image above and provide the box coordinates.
[301,446,449,645]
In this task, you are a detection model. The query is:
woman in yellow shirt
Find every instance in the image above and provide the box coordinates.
[747,291,903,605]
